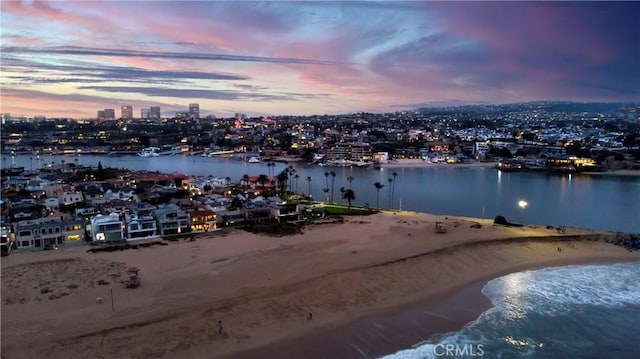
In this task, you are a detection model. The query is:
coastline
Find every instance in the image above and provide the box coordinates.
[2,211,638,359]
[380,159,640,177]
[227,248,639,359]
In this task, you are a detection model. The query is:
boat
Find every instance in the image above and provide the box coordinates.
[138,147,160,157]
[247,156,261,163]
[1,166,25,176]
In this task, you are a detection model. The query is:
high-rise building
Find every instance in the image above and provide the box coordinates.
[141,108,150,119]
[97,109,115,120]
[189,103,200,119]
[121,105,133,120]
[104,109,115,120]
[150,106,161,120]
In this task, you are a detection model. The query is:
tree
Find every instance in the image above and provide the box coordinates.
[343,188,356,211]
[203,184,213,193]
[242,174,250,190]
[97,161,104,180]
[323,188,329,202]
[374,182,385,208]
[387,177,393,208]
[288,166,296,192]
[391,172,398,208]
[347,175,354,189]
[339,186,345,204]
[330,171,337,203]
[258,174,269,187]
[623,133,637,150]
[276,170,288,195]
[324,172,329,194]
[294,174,300,193]
[306,176,312,198]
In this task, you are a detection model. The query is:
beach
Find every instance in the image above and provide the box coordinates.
[2,211,638,359]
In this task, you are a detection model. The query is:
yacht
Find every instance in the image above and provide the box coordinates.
[138,147,160,157]
[247,156,261,163]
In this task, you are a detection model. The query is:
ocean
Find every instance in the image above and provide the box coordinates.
[382,261,640,359]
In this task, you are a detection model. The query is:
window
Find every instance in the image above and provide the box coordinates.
[48,228,53,234]
[34,229,39,235]
[21,240,30,247]
[66,225,81,231]
[19,230,31,237]
[55,228,60,233]
[67,234,81,241]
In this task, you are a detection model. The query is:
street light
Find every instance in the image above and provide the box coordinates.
[518,200,528,230]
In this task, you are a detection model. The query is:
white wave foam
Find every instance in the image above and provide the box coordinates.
[380,261,640,359]
[481,261,640,318]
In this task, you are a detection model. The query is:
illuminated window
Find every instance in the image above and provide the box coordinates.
[68,234,81,241]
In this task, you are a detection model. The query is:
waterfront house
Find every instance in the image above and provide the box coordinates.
[123,209,157,240]
[181,203,217,232]
[13,215,85,250]
[215,209,245,227]
[154,205,190,236]
[90,213,124,242]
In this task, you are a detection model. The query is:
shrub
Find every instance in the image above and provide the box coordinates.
[494,215,509,225]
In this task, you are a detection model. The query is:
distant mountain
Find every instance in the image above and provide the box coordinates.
[417,101,640,115]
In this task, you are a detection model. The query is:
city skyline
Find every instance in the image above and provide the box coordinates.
[1,1,639,119]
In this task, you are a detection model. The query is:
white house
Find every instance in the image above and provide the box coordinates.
[90,213,124,242]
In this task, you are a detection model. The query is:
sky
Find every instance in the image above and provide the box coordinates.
[1,1,639,119]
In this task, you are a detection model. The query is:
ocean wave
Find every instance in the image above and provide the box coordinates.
[381,261,640,359]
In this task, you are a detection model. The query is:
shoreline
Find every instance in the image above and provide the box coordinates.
[379,159,640,176]
[2,212,639,358]
[225,250,639,359]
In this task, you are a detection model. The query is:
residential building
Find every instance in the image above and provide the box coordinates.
[90,213,124,242]
[13,216,85,250]
[154,205,190,236]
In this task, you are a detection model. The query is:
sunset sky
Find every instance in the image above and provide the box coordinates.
[1,1,639,119]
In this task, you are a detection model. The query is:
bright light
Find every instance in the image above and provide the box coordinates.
[518,200,528,209]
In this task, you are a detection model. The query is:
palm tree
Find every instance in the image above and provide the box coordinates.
[242,174,249,190]
[347,175,354,189]
[339,186,346,205]
[324,172,329,193]
[323,188,329,203]
[258,174,269,191]
[294,174,300,193]
[267,162,275,178]
[225,176,232,186]
[392,171,398,209]
[288,166,296,192]
[343,188,356,212]
[276,170,288,195]
[306,176,312,198]
[387,177,393,208]
[374,182,385,208]
[330,171,337,203]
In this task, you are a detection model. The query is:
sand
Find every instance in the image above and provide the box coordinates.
[2,211,638,359]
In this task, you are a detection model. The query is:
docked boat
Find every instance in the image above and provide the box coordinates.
[138,147,160,157]
[247,156,261,163]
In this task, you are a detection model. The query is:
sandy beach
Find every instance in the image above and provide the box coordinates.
[2,211,638,359]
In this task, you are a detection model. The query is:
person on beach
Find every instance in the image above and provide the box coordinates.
[307,312,313,320]
[218,320,223,334]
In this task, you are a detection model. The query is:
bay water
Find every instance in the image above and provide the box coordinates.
[10,153,638,233]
